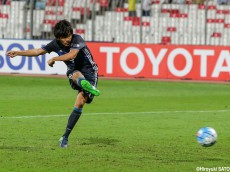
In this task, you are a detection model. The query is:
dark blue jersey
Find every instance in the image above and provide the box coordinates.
[42,34,98,73]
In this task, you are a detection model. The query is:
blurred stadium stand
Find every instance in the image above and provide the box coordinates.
[0,0,229,45]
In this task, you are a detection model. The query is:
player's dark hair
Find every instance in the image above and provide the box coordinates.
[54,20,73,39]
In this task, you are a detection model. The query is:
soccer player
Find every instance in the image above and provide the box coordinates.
[6,19,100,148]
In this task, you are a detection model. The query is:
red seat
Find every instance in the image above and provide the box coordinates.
[100,0,109,7]
[167,27,176,32]
[46,0,65,6]
[212,32,221,38]
[75,29,85,34]
[161,36,171,44]
[224,23,230,28]
[44,19,57,28]
[0,13,9,18]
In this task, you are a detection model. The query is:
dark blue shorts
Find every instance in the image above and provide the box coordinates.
[67,69,98,104]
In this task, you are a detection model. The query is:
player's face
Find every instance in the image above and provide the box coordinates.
[59,35,72,47]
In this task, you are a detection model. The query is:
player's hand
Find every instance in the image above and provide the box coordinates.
[6,51,19,58]
[47,58,55,67]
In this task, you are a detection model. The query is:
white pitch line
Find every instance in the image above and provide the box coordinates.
[1,109,230,119]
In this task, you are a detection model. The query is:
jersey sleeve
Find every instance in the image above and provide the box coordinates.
[70,35,86,50]
[42,40,57,53]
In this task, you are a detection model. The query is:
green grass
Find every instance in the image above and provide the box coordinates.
[0,76,230,172]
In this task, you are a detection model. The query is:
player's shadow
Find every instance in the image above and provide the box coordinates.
[0,145,37,151]
[169,157,223,163]
[79,137,120,146]
[200,157,224,161]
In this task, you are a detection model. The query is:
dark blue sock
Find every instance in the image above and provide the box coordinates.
[63,107,82,138]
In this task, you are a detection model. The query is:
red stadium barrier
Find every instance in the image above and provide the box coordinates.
[87,43,230,81]
[1,40,229,82]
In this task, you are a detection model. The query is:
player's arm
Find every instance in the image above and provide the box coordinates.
[47,49,79,67]
[6,48,47,58]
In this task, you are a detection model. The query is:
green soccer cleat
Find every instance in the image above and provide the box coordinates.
[81,80,100,96]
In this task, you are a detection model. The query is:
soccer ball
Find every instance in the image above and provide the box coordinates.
[196,127,217,147]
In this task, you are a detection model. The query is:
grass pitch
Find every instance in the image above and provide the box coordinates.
[0,75,230,172]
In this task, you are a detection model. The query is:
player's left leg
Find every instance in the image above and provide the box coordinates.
[59,92,88,148]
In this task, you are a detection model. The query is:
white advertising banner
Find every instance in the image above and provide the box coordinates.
[0,39,67,75]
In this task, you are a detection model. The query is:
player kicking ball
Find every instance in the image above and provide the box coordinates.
[6,19,100,148]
